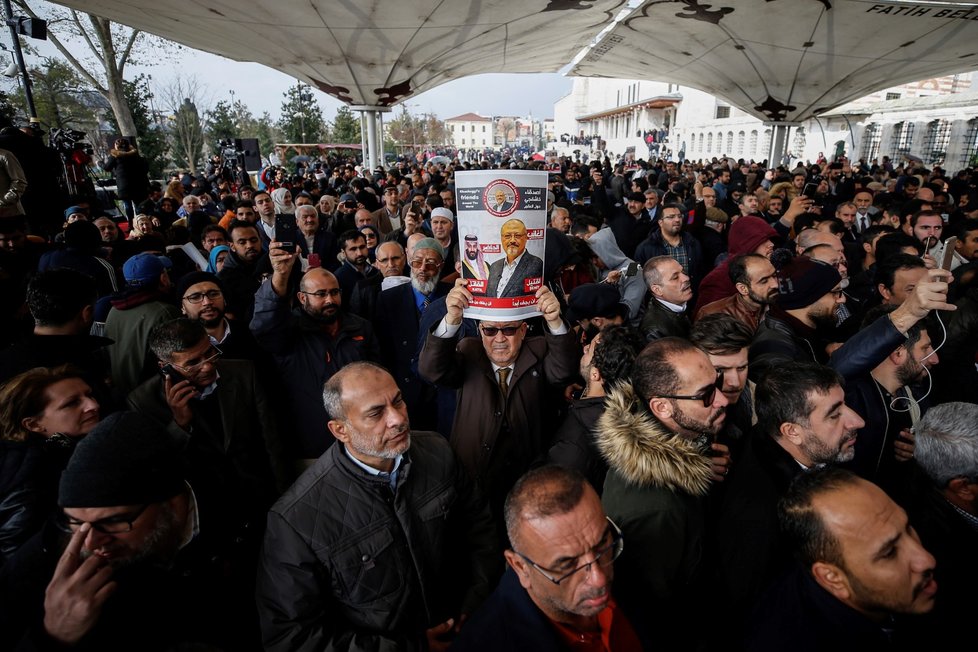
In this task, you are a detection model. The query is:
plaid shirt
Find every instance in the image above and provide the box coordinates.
[664,242,691,275]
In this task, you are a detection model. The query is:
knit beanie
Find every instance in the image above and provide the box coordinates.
[59,412,185,508]
[175,270,225,300]
[776,256,843,311]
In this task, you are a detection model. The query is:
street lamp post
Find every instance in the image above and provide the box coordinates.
[2,0,46,122]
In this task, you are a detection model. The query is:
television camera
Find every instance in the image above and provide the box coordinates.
[50,127,97,198]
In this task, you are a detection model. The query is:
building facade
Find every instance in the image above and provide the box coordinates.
[444,112,493,149]
[551,73,978,170]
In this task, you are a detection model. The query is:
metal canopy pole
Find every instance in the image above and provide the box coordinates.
[768,123,800,167]
[351,105,391,172]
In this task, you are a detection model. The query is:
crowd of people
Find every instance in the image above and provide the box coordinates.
[0,131,976,652]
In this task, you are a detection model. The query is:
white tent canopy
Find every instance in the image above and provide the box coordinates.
[51,0,625,107]
[52,0,978,163]
[572,0,978,123]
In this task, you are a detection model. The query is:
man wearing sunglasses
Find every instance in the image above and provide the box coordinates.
[597,336,729,650]
[419,278,579,538]
[452,466,641,651]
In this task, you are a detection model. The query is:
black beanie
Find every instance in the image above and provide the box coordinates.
[776,256,843,311]
[59,412,185,508]
[175,270,224,301]
[64,220,102,251]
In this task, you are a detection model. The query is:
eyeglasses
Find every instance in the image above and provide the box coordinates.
[653,373,723,408]
[515,517,624,586]
[170,346,222,375]
[409,258,443,271]
[182,289,223,304]
[481,325,522,337]
[300,288,341,299]
[61,504,150,534]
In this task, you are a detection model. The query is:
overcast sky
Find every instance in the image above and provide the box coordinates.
[126,49,573,124]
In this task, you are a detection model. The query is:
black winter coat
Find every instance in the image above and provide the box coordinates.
[256,433,498,652]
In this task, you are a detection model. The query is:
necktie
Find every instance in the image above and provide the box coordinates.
[859,215,867,233]
[497,367,511,401]
[421,294,431,311]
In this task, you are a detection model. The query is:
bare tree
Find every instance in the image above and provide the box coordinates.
[12,1,174,137]
[158,76,209,174]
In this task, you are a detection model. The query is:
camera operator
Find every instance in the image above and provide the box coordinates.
[0,121,63,235]
[103,137,149,222]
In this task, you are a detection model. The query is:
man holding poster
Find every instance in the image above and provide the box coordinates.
[454,170,549,321]
[486,219,544,298]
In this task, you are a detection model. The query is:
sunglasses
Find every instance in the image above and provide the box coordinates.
[654,373,723,407]
[481,325,521,337]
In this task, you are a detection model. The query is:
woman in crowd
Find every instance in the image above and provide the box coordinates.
[359,224,380,264]
[271,187,295,215]
[0,366,101,563]
[127,213,157,240]
[208,243,231,274]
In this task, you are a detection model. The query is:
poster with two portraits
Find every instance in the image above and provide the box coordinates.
[455,170,548,321]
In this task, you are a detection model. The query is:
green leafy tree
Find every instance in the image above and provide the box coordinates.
[27,58,94,130]
[206,99,239,144]
[277,83,326,144]
[331,106,361,144]
[0,90,18,127]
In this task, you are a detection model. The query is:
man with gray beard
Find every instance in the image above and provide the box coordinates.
[374,237,449,430]
[0,412,258,650]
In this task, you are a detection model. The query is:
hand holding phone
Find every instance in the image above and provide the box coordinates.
[160,363,188,385]
[941,236,958,271]
[802,182,818,198]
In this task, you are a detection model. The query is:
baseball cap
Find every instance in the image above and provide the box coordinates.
[123,253,172,286]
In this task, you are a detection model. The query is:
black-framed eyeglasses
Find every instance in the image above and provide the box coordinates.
[481,325,521,337]
[300,288,341,299]
[182,289,223,304]
[515,517,623,586]
[653,373,723,408]
[170,346,222,375]
[409,258,443,271]
[61,504,150,534]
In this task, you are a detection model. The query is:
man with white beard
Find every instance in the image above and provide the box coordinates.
[374,238,449,430]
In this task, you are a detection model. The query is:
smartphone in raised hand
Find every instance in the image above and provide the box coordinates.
[941,236,958,271]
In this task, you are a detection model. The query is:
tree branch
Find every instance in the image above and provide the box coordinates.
[118,28,140,74]
[72,10,103,62]
[8,2,104,91]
